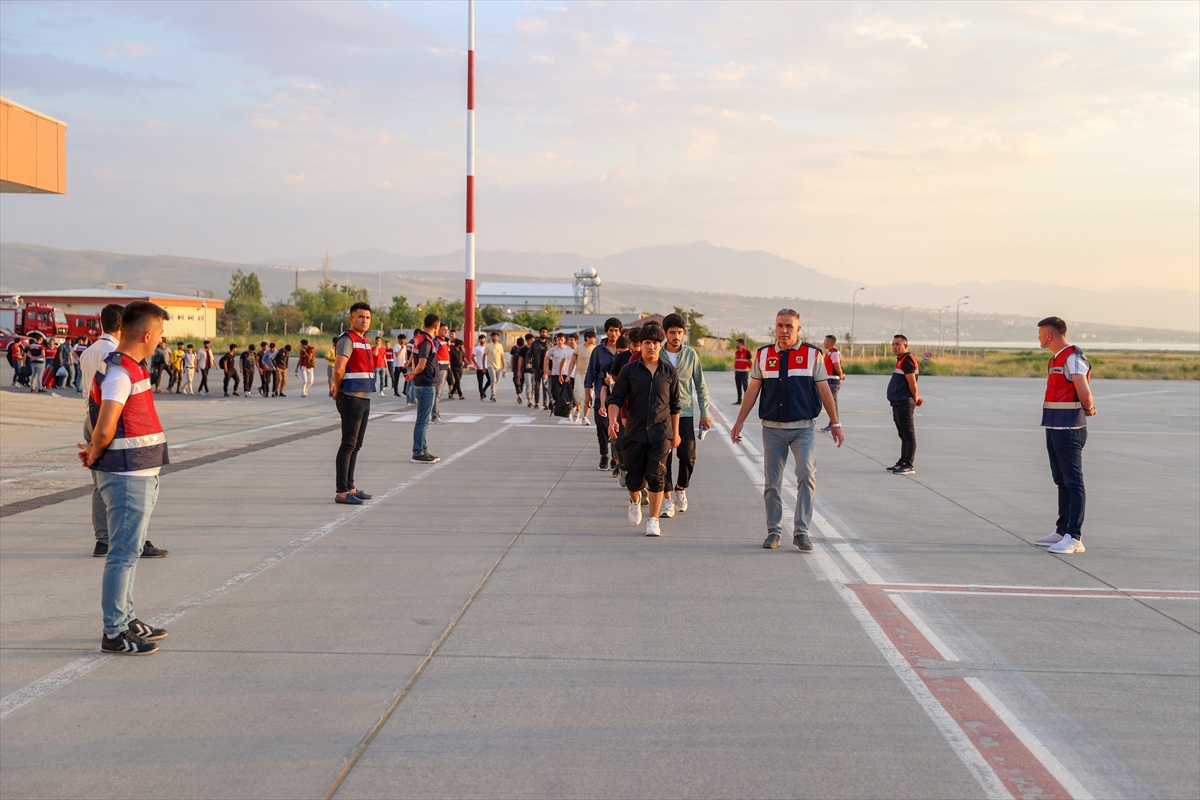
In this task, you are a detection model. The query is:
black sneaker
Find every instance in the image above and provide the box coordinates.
[93,541,108,557]
[128,618,168,641]
[794,533,813,551]
[141,541,169,558]
[894,465,916,475]
[611,464,620,478]
[599,456,610,471]
[886,462,904,472]
[335,493,363,505]
[352,489,373,500]
[101,630,158,655]
[763,533,781,549]
[412,453,440,464]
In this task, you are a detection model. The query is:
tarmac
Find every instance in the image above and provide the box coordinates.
[0,365,1196,799]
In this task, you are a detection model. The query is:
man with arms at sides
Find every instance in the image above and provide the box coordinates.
[544,332,571,414]
[529,327,549,409]
[608,323,680,537]
[79,301,173,654]
[392,335,407,398]
[730,309,844,552]
[407,314,442,464]
[886,334,922,475]
[240,344,257,397]
[659,314,712,519]
[329,303,377,505]
[221,343,240,397]
[198,340,214,395]
[432,323,451,422]
[80,304,170,560]
[732,338,751,405]
[568,330,595,424]
[511,334,527,404]
[474,334,490,400]
[295,339,315,398]
[484,331,506,403]
[275,344,291,397]
[820,335,846,432]
[1035,316,1096,555]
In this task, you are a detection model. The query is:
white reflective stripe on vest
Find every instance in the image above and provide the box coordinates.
[129,378,151,394]
[107,432,167,451]
[1043,401,1082,409]
[786,366,814,377]
[351,342,371,350]
[893,368,905,374]
[343,371,374,380]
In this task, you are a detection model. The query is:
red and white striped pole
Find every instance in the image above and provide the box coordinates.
[463,0,476,350]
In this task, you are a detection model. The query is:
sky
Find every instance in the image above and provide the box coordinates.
[1,0,1197,292]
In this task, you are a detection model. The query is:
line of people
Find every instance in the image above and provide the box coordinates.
[6,334,91,392]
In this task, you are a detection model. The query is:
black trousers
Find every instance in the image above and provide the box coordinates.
[223,371,239,394]
[335,394,370,493]
[393,367,404,396]
[530,370,544,405]
[450,367,464,398]
[892,401,916,466]
[1046,428,1087,539]
[594,405,610,457]
[513,370,523,396]
[624,437,672,494]
[242,369,254,393]
[665,416,696,489]
[477,369,490,398]
[734,370,749,403]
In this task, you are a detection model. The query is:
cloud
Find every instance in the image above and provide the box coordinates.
[103,42,159,58]
[0,51,184,97]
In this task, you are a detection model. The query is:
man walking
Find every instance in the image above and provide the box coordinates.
[484,331,505,402]
[72,336,88,392]
[296,339,316,397]
[275,343,291,397]
[198,340,214,395]
[182,344,198,394]
[241,344,257,396]
[79,300,173,654]
[569,330,595,423]
[27,336,46,392]
[1035,316,1096,555]
[529,327,549,409]
[730,309,844,551]
[263,342,279,397]
[733,338,751,404]
[392,335,407,397]
[607,323,679,537]
[820,335,845,432]
[330,303,376,505]
[545,332,571,414]
[171,342,185,393]
[886,334,922,475]
[511,335,527,403]
[474,334,490,400]
[585,319,624,469]
[407,314,442,464]
[221,344,240,396]
[659,314,712,519]
[432,323,451,422]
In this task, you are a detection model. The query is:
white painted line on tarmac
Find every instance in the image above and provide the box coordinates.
[1092,389,1175,401]
[503,416,534,424]
[0,426,509,722]
[966,678,1094,800]
[888,594,961,662]
[390,414,416,422]
[448,416,483,423]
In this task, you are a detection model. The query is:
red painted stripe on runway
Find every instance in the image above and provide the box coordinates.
[875,584,1199,599]
[850,584,1075,799]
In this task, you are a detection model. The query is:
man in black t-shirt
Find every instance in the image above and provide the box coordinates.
[407,313,442,464]
[528,328,549,409]
[511,338,528,403]
[886,334,924,475]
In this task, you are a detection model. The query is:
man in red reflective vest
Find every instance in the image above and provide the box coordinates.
[1035,316,1096,555]
[78,300,172,655]
[330,303,378,505]
[732,339,751,404]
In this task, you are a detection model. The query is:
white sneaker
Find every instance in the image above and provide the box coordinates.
[674,489,688,513]
[1048,536,1085,554]
[645,518,661,537]
[582,415,591,426]
[569,409,577,422]
[628,501,642,526]
[660,497,675,518]
[1035,532,1065,547]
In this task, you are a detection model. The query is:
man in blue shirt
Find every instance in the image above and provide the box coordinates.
[584,317,624,471]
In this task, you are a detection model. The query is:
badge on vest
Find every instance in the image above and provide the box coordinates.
[766,356,780,370]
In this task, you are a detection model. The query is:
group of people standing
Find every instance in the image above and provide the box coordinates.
[213,340,316,399]
[6,335,92,392]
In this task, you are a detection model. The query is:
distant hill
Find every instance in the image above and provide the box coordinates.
[269,241,1199,332]
[2,241,1196,345]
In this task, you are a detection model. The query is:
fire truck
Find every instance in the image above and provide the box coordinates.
[0,297,77,341]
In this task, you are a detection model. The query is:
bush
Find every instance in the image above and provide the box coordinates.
[700,354,733,372]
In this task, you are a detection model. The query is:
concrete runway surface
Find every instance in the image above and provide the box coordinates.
[1,367,1196,799]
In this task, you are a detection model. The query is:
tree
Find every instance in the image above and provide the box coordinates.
[673,306,712,346]
[385,295,421,331]
[728,330,761,350]
[221,269,269,334]
[291,280,370,333]
[479,304,505,327]
[512,304,560,332]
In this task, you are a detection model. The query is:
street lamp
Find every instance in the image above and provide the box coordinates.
[955,296,970,355]
[850,286,866,356]
[900,306,911,337]
[937,305,949,355]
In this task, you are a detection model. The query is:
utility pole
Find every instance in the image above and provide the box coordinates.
[937,305,949,355]
[955,295,970,355]
[850,286,866,357]
[463,0,477,351]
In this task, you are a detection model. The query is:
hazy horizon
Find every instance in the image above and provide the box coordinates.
[1,1,1197,296]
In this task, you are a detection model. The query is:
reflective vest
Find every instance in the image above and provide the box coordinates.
[1042,346,1089,428]
[88,353,169,473]
[823,346,841,379]
[436,337,450,364]
[756,343,823,422]
[887,353,918,404]
[337,331,377,393]
[733,347,751,372]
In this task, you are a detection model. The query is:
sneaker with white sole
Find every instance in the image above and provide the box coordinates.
[1048,535,1085,554]
[645,518,661,536]
[101,629,158,655]
[660,497,675,518]
[674,489,688,513]
[627,501,642,526]
[1035,532,1065,547]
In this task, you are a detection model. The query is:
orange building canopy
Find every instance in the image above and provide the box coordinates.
[0,96,66,194]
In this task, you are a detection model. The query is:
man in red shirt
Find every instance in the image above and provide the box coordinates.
[820,335,846,432]
[733,339,751,404]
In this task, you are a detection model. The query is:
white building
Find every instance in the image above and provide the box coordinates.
[476,283,582,314]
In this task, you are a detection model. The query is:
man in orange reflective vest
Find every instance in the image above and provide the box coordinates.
[330,303,377,505]
[1035,316,1096,555]
[732,338,751,404]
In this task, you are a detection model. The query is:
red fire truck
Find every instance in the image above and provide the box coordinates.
[0,298,73,341]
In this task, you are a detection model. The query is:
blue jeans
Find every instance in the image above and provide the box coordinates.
[375,367,387,391]
[1046,428,1087,540]
[762,426,816,537]
[404,378,416,403]
[96,472,159,635]
[73,364,82,392]
[412,385,436,457]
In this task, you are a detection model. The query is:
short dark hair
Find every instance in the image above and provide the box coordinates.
[824,334,837,344]
[640,323,665,343]
[300,339,308,345]
[424,313,440,328]
[525,334,535,342]
[284,344,291,351]
[120,301,170,337]
[662,313,686,332]
[627,327,642,345]
[203,339,211,345]
[100,303,123,333]
[479,334,486,342]
[584,330,596,341]
[1038,316,1067,335]
[540,327,548,333]
[615,335,630,349]
[604,317,623,332]
[490,331,499,338]
[736,338,744,344]
[248,343,256,350]
[229,344,237,350]
[261,341,268,347]
[349,302,371,315]
[893,334,908,344]
[186,343,194,348]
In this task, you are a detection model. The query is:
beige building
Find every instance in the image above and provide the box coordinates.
[1,96,66,194]
[5,287,225,340]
